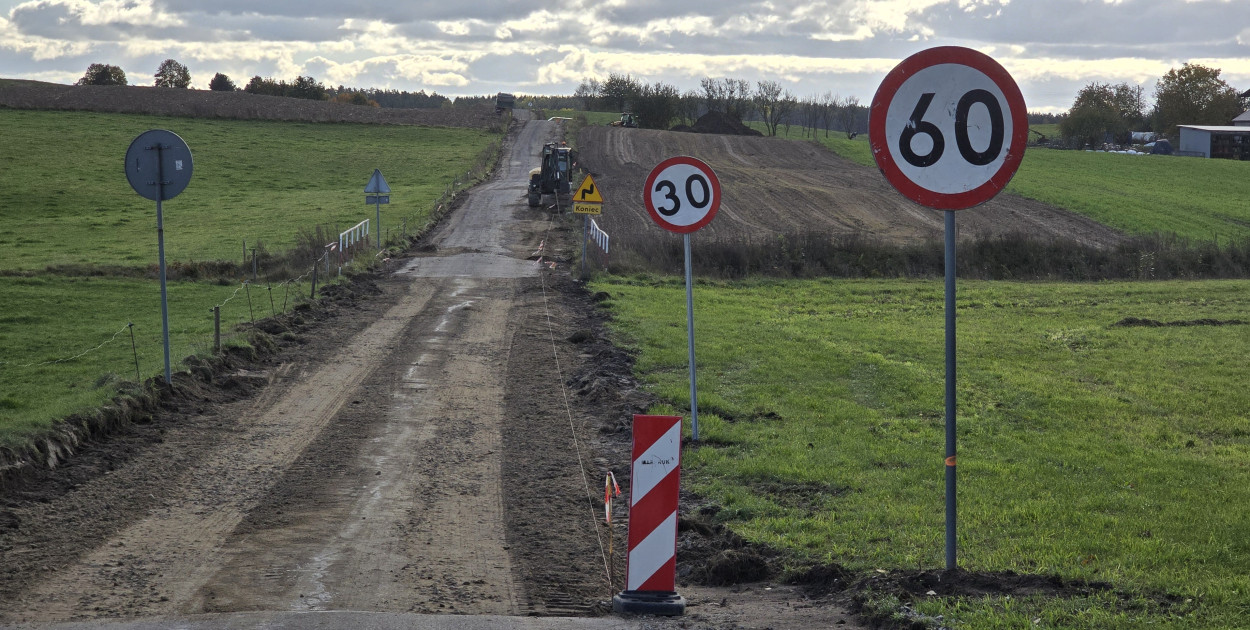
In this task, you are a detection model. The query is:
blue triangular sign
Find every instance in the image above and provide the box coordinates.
[364,169,391,194]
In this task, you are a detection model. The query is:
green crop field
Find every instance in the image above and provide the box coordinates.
[544,108,623,126]
[594,275,1250,628]
[0,109,496,270]
[0,109,500,448]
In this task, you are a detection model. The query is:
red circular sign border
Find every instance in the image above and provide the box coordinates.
[643,155,722,234]
[869,46,1028,210]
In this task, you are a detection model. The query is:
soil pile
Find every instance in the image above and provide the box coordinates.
[687,110,763,136]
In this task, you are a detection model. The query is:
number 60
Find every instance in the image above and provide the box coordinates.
[900,89,1004,169]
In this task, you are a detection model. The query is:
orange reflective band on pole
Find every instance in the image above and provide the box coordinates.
[945,456,957,467]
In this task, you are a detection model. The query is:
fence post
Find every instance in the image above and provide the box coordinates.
[213,306,221,353]
[245,283,254,324]
[267,284,276,317]
[251,247,258,281]
[311,258,319,298]
[128,322,140,383]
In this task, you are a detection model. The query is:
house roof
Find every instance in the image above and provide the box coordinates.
[1178,125,1250,132]
[1234,110,1250,123]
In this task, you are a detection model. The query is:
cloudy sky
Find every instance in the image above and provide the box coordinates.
[2,0,1248,113]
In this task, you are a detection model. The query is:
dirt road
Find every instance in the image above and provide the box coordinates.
[578,126,1124,248]
[0,113,608,621]
[1,114,863,630]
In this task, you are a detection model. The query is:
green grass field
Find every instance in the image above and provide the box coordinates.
[594,275,1250,628]
[543,108,626,126]
[0,109,500,448]
[0,109,496,270]
[0,275,283,447]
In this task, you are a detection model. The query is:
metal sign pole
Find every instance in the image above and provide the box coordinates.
[944,209,957,570]
[581,215,589,279]
[155,144,172,386]
[376,199,382,250]
[684,233,699,441]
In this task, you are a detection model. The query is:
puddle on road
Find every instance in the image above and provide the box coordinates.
[397,253,538,279]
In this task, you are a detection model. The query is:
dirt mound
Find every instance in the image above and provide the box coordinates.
[0,79,497,128]
[689,110,763,136]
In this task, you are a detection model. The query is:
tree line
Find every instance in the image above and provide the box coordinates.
[1060,63,1247,147]
[573,73,866,137]
[72,61,453,109]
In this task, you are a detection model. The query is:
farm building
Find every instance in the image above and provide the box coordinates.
[1177,125,1250,159]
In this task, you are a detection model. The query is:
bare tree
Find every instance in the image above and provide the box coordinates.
[755,80,784,136]
[780,94,798,136]
[701,77,753,121]
[818,91,837,138]
[679,89,702,125]
[574,77,602,111]
[835,95,861,139]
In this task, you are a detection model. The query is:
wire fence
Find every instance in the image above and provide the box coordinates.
[1,128,505,428]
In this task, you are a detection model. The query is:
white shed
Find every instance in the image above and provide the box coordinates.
[1177,125,1250,159]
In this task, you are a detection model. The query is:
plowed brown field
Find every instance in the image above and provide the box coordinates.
[577,126,1123,248]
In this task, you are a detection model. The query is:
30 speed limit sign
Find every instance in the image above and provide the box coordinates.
[869,46,1027,210]
[643,156,721,233]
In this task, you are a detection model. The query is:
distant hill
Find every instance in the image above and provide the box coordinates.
[0,79,496,128]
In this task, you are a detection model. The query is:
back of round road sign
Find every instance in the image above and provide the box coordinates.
[125,129,193,201]
[869,46,1027,210]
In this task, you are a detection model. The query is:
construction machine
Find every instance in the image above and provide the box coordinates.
[609,112,639,128]
[495,92,516,114]
[527,142,576,208]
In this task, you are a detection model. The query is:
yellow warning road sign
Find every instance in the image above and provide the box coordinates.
[574,174,604,203]
[573,202,602,215]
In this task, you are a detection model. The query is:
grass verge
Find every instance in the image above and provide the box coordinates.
[0,275,300,448]
[593,275,1250,628]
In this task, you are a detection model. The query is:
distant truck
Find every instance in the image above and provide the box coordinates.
[495,92,516,114]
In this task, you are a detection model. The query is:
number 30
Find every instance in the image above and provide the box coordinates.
[654,174,711,217]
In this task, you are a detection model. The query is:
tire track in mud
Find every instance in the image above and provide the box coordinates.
[1,283,438,621]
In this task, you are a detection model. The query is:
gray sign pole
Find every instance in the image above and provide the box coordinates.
[684,233,699,441]
[155,155,172,385]
[376,198,382,250]
[944,210,957,570]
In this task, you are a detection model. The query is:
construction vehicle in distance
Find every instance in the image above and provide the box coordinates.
[609,112,638,128]
[528,142,576,208]
[495,92,516,114]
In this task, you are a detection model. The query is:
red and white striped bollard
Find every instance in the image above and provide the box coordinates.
[613,414,686,615]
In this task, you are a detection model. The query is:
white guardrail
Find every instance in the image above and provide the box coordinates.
[338,219,370,263]
[589,218,609,267]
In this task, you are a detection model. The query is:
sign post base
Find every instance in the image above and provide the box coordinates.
[613,590,686,616]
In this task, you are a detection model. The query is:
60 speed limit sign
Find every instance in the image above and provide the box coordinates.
[869,46,1027,210]
[643,156,721,233]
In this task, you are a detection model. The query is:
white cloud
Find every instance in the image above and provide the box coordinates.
[1,0,1248,109]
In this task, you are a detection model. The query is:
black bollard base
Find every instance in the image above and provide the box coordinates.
[612,590,686,616]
